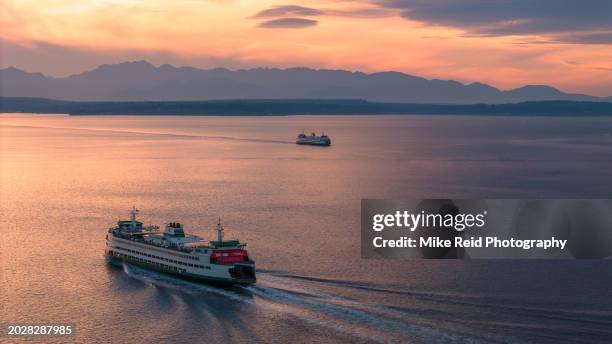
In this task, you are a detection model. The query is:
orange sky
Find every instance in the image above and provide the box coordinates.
[1,0,611,95]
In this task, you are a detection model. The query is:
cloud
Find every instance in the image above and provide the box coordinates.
[325,8,394,18]
[251,3,393,29]
[258,18,318,29]
[253,5,323,18]
[378,0,612,44]
[253,4,392,19]
[552,32,612,45]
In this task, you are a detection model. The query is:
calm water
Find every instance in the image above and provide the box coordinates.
[1,114,612,343]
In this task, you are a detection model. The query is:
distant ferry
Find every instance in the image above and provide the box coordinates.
[105,207,256,285]
[296,131,331,146]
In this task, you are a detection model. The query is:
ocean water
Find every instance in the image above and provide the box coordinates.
[1,113,612,343]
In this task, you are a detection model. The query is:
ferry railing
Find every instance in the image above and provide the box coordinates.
[111,231,204,254]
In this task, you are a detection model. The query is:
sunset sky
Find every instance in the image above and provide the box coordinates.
[2,0,611,95]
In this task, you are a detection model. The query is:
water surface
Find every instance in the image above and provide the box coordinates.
[1,114,612,343]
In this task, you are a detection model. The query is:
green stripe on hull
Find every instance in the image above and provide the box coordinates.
[108,254,251,284]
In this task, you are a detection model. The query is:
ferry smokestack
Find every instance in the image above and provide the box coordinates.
[217,218,224,243]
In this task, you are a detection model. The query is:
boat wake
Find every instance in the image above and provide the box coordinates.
[115,263,610,343]
[1,124,295,145]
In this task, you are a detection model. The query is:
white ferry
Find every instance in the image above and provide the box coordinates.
[105,207,256,285]
[296,131,331,146]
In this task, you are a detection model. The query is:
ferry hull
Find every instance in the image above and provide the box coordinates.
[296,140,331,146]
[107,252,256,285]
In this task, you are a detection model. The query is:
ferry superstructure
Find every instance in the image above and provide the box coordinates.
[296,131,331,146]
[105,207,256,284]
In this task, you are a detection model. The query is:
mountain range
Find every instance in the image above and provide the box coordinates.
[1,61,610,104]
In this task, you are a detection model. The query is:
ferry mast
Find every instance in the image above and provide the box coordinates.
[130,206,139,231]
[216,218,224,242]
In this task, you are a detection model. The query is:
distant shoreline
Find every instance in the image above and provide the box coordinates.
[2,97,612,116]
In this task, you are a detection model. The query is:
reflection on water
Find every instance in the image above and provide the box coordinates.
[2,114,612,343]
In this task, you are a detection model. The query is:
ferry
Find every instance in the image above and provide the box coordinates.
[105,207,256,285]
[296,131,331,146]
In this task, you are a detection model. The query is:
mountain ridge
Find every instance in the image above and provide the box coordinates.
[1,61,610,104]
